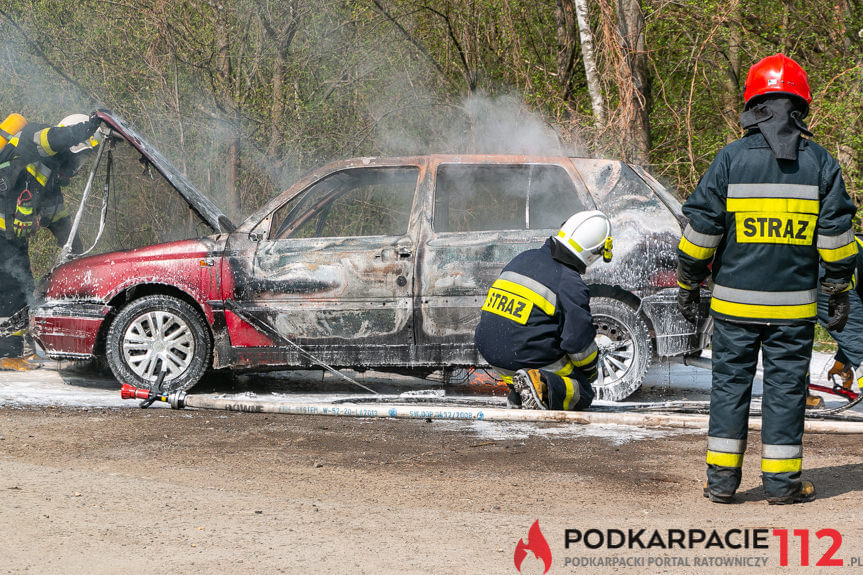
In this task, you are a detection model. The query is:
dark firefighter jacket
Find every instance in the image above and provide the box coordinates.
[474,238,598,377]
[678,131,857,324]
[0,122,90,242]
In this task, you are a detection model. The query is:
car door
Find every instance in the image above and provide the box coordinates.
[414,159,593,364]
[227,164,422,363]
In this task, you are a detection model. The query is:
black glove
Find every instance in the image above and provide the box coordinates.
[69,113,101,143]
[85,112,102,136]
[677,286,700,323]
[826,289,850,332]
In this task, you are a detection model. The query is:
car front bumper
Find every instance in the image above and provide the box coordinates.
[30,301,110,358]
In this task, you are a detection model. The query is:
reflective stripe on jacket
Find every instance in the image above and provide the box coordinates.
[678,131,857,323]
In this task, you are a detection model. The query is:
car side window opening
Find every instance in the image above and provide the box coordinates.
[270,166,419,239]
[432,164,586,233]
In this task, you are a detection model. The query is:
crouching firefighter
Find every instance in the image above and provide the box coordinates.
[0,113,102,368]
[474,210,613,410]
[677,54,857,505]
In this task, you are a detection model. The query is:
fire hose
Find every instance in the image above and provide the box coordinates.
[119,383,863,434]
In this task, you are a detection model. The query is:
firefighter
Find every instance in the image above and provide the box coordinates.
[677,54,857,504]
[0,113,103,368]
[808,234,863,408]
[474,210,613,411]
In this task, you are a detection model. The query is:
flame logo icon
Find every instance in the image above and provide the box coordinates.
[514,520,552,573]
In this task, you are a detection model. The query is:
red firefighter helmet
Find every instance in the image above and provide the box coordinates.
[743,54,812,113]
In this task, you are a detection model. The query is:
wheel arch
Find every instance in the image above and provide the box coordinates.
[588,283,656,357]
[94,283,214,359]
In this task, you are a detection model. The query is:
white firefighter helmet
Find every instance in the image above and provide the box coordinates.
[554,210,613,267]
[58,113,103,154]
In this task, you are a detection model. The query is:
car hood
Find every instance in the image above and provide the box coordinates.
[95,111,235,234]
[39,237,223,301]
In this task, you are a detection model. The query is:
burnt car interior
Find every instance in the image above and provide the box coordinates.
[270,167,419,239]
[432,163,590,233]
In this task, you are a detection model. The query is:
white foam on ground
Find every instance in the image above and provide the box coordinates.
[0,352,853,419]
[435,419,694,444]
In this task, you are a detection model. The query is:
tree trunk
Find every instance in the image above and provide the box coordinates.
[553,0,577,104]
[573,0,605,128]
[614,0,649,164]
[721,5,742,143]
[215,6,240,218]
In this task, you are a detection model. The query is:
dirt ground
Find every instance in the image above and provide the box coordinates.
[2,403,863,574]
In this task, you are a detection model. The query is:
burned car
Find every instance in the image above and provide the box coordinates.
[29,111,708,400]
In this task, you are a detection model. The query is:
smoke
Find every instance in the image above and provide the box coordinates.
[373,91,584,157]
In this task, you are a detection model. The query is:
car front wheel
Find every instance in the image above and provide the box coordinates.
[590,296,652,401]
[105,295,211,391]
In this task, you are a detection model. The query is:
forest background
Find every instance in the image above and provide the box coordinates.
[0,1,861,263]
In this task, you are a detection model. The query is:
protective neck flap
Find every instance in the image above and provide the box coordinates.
[549,237,586,274]
[740,96,813,161]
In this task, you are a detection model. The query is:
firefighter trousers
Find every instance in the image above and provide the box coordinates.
[706,319,812,499]
[0,236,32,357]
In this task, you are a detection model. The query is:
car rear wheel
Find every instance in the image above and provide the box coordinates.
[105,295,211,392]
[590,296,652,401]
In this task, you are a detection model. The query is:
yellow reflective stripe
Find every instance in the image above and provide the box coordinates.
[678,280,694,290]
[16,205,32,215]
[706,450,743,468]
[711,297,816,319]
[492,278,555,316]
[39,129,56,156]
[562,376,576,410]
[678,236,716,260]
[558,230,583,252]
[819,241,858,263]
[0,216,5,230]
[572,349,597,368]
[726,197,819,214]
[25,163,49,186]
[761,458,802,473]
[500,374,514,386]
[553,361,574,377]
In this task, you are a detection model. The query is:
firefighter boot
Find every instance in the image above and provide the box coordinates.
[767,480,816,505]
[513,369,548,410]
[828,360,854,390]
[805,394,824,409]
[506,384,523,409]
[702,481,735,504]
[0,357,41,371]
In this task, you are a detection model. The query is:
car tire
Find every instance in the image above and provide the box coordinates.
[105,295,211,392]
[590,296,652,401]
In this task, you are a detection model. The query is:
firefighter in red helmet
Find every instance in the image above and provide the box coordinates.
[677,54,857,504]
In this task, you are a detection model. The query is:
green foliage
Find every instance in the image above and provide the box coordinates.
[0,0,861,278]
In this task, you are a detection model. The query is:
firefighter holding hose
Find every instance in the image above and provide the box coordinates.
[0,112,103,368]
[677,54,857,505]
[474,210,613,411]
